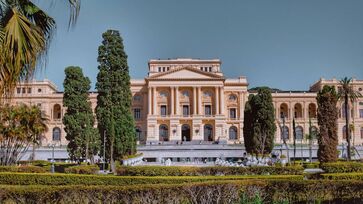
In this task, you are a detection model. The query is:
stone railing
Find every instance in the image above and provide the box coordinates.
[122,154,144,166]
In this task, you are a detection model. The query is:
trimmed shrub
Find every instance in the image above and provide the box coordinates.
[320,162,363,173]
[0,180,363,203]
[322,173,363,180]
[0,166,46,173]
[116,165,304,176]
[303,162,320,169]
[64,165,99,174]
[0,173,302,186]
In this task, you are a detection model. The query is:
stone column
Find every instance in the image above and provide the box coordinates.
[220,86,225,115]
[239,92,244,119]
[171,87,174,115]
[175,87,179,116]
[153,87,157,115]
[193,87,197,115]
[148,87,152,115]
[215,87,219,115]
[198,87,202,115]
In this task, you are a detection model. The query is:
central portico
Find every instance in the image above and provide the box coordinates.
[132,58,249,144]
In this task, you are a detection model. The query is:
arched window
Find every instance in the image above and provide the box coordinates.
[342,125,347,139]
[280,103,288,119]
[52,127,61,141]
[203,91,212,98]
[295,126,303,140]
[159,125,169,141]
[53,104,61,120]
[229,94,237,101]
[308,103,317,118]
[204,124,213,141]
[294,103,303,118]
[135,127,142,141]
[281,126,289,140]
[229,126,238,140]
[311,126,318,139]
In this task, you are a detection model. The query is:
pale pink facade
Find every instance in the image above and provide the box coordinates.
[8,58,363,146]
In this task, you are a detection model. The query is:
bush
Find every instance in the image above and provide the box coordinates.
[303,162,320,169]
[0,172,302,186]
[320,162,363,173]
[116,165,304,176]
[322,173,363,180]
[0,179,363,203]
[0,165,46,173]
[64,165,99,174]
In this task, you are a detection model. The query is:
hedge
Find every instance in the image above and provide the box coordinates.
[1,180,363,203]
[0,166,47,173]
[116,165,304,176]
[0,172,302,186]
[320,162,363,173]
[322,173,363,180]
[64,165,99,174]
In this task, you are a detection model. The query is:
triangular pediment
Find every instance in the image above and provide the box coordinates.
[148,67,224,80]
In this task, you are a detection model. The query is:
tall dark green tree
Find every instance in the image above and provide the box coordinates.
[243,87,276,155]
[63,66,99,162]
[96,30,136,172]
[317,85,339,163]
[337,77,362,160]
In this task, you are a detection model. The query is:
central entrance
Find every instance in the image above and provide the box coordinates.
[181,124,191,141]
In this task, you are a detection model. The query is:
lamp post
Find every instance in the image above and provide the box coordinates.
[280,114,289,162]
[50,144,55,173]
[103,129,106,172]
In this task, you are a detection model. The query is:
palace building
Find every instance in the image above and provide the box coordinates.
[9,58,363,149]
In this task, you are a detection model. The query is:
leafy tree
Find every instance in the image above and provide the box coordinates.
[63,66,99,162]
[337,77,362,160]
[96,30,136,172]
[243,87,276,155]
[0,0,80,98]
[0,104,47,165]
[317,85,339,163]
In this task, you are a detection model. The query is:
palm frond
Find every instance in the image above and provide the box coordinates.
[67,0,81,29]
[1,7,46,97]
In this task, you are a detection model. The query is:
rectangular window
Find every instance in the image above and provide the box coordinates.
[361,127,363,139]
[134,108,141,120]
[183,105,189,116]
[22,88,26,94]
[360,109,363,118]
[17,88,21,94]
[229,108,236,119]
[205,105,212,116]
[158,67,161,72]
[208,67,212,72]
[28,88,32,94]
[160,105,167,116]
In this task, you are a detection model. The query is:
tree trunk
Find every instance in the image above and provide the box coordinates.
[85,141,89,164]
[32,143,36,161]
[345,96,351,160]
[110,138,115,173]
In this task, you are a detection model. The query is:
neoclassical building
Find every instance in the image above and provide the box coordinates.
[8,58,363,147]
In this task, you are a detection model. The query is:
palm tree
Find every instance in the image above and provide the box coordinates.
[26,105,48,160]
[338,77,362,160]
[0,0,80,98]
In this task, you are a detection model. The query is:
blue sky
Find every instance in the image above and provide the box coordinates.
[36,0,363,91]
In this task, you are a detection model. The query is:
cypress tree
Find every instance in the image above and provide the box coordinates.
[243,87,276,155]
[96,30,136,172]
[63,66,100,162]
[317,85,339,163]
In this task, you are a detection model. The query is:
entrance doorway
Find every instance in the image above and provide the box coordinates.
[182,124,191,141]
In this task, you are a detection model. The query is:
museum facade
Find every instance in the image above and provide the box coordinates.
[9,58,363,147]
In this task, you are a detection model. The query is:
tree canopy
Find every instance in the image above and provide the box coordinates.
[96,30,136,171]
[317,85,339,163]
[63,66,99,162]
[243,87,276,155]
